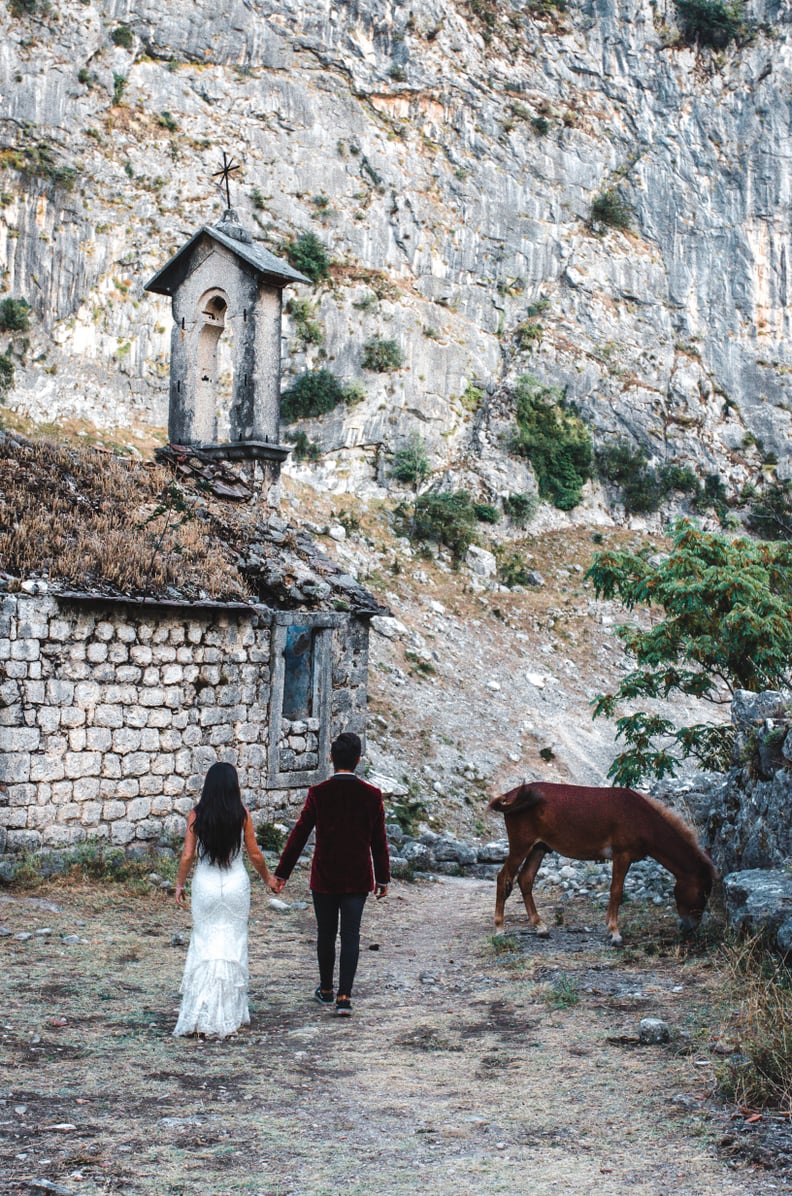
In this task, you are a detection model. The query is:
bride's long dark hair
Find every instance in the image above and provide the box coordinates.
[193,762,246,867]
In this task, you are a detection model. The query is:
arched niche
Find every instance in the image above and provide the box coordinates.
[195,288,232,443]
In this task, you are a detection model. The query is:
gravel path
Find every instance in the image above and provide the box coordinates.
[1,874,789,1195]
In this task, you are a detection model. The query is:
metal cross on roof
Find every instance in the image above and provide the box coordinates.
[212,151,241,209]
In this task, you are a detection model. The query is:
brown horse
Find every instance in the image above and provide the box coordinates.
[489,781,715,945]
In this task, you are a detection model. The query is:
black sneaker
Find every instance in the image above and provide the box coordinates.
[314,986,334,1006]
[335,996,352,1017]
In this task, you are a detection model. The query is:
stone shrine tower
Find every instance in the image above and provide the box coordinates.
[145,208,308,493]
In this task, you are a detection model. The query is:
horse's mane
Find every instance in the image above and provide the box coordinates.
[639,792,716,880]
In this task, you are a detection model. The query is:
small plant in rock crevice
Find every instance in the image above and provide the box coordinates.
[362,336,404,373]
[590,187,632,231]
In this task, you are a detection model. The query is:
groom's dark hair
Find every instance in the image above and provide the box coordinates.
[331,732,361,771]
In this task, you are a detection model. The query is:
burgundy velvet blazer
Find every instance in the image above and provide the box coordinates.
[275,772,390,894]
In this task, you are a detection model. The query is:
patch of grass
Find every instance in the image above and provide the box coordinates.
[388,791,428,836]
[156,111,178,132]
[0,434,249,599]
[491,932,521,956]
[362,337,404,372]
[716,936,792,1112]
[544,974,579,1008]
[494,546,536,587]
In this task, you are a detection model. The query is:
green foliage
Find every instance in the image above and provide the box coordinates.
[410,491,477,562]
[674,0,749,48]
[716,936,792,1112]
[514,320,543,350]
[589,521,792,784]
[285,297,324,346]
[388,792,428,836]
[473,502,500,524]
[502,492,537,525]
[544,974,579,1009]
[495,548,536,587]
[112,73,127,105]
[590,188,632,231]
[390,433,430,487]
[9,0,40,15]
[2,141,76,190]
[362,336,404,372]
[256,821,286,852]
[0,298,30,333]
[596,439,702,514]
[531,115,550,136]
[251,187,266,211]
[747,479,792,543]
[284,429,321,461]
[0,354,15,400]
[284,230,330,284]
[511,376,593,511]
[156,111,178,132]
[280,369,348,421]
[111,24,134,48]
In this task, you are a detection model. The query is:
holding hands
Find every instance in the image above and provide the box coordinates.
[268,875,286,894]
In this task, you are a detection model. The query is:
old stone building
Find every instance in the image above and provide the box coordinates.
[0,208,385,859]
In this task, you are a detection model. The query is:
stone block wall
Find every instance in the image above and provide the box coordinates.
[0,590,370,855]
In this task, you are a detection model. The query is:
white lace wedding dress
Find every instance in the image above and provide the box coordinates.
[173,849,250,1038]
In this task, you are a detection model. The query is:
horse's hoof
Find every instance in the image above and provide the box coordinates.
[535,923,550,939]
[493,925,505,936]
[609,932,623,947]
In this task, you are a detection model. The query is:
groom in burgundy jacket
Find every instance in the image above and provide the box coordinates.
[272,731,390,1017]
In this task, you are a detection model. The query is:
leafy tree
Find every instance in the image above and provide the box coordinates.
[589,521,792,784]
[410,491,477,562]
[511,376,593,511]
[0,354,14,399]
[390,433,429,487]
[590,188,632,231]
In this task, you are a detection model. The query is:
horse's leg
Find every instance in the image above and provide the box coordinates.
[606,852,632,946]
[494,850,525,934]
[517,844,549,937]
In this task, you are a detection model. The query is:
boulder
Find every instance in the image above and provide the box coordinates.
[722,868,792,955]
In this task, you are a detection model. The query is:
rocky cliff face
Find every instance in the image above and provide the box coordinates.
[1,0,791,500]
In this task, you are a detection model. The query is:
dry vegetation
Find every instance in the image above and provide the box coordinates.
[0,434,251,600]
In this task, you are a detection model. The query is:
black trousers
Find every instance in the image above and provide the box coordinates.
[311,892,367,997]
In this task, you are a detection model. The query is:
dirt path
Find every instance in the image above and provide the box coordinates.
[1,873,789,1196]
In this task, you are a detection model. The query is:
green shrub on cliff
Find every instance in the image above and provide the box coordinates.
[511,376,592,511]
[674,0,749,48]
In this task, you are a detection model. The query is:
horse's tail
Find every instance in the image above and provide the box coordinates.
[488,783,543,816]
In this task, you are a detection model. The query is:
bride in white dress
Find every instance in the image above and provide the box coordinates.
[173,762,277,1038]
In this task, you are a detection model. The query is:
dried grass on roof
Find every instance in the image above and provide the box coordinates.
[0,434,251,600]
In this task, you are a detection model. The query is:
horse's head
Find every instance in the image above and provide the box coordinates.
[674,864,714,934]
